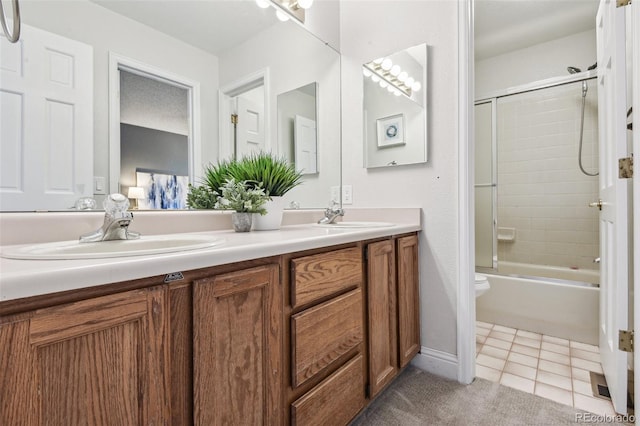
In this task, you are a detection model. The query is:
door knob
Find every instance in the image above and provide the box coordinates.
[589,199,603,210]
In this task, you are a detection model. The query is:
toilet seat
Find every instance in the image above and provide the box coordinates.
[475,274,490,296]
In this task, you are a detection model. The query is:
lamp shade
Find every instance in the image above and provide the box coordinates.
[128,187,145,199]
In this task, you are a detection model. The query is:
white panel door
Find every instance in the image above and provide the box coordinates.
[294,114,317,175]
[236,96,264,158]
[596,0,630,414]
[632,0,640,414]
[0,25,93,211]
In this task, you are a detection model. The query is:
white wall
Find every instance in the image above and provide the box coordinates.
[21,0,220,190]
[341,1,460,356]
[219,21,341,208]
[305,0,341,51]
[476,29,596,97]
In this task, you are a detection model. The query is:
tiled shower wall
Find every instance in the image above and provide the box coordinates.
[496,80,600,271]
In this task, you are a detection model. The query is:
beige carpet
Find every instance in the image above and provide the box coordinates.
[351,366,628,425]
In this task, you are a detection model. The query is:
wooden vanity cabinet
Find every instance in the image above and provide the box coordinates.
[284,246,367,426]
[0,286,170,425]
[0,232,419,425]
[366,234,421,398]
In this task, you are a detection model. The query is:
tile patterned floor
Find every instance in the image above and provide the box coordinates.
[476,321,618,417]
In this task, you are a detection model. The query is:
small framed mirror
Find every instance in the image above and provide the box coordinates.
[363,43,428,168]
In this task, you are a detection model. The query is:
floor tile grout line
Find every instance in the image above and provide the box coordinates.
[476,322,615,414]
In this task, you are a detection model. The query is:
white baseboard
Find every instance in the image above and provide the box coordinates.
[410,346,459,381]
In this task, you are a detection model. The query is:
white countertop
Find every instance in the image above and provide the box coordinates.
[0,222,420,302]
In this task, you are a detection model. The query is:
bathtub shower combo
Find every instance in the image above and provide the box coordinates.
[474,69,600,345]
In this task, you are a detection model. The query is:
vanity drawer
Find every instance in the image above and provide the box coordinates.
[291,247,362,309]
[291,288,363,388]
[291,354,365,426]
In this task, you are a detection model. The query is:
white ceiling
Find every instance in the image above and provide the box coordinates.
[92,0,280,56]
[475,0,600,61]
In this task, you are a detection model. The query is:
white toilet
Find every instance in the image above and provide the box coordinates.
[475,274,490,298]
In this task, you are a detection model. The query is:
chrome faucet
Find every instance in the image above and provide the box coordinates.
[318,201,344,224]
[80,193,140,242]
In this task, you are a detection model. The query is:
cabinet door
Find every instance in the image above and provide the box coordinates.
[397,235,421,367]
[193,264,282,426]
[367,240,398,397]
[0,287,169,425]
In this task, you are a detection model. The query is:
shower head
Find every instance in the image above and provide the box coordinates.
[567,66,582,74]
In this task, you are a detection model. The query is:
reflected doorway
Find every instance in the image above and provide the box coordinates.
[108,53,201,208]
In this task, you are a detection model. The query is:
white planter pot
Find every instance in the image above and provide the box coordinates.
[253,196,287,230]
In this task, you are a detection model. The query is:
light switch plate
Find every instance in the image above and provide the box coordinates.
[342,185,353,205]
[94,177,106,195]
[330,186,340,203]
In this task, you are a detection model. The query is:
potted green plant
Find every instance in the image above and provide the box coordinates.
[186,184,216,209]
[214,178,268,232]
[186,158,239,210]
[237,152,303,230]
[202,158,237,195]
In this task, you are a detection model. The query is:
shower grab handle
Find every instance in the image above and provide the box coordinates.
[474,183,497,188]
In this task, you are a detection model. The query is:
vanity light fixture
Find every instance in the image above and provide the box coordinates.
[276,9,290,21]
[264,0,313,23]
[363,58,421,98]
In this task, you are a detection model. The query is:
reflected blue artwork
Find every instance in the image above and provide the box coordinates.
[136,171,188,209]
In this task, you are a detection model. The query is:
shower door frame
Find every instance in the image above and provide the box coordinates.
[473,99,498,271]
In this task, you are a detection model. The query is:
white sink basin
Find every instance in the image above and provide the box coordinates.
[316,221,395,229]
[1,234,224,260]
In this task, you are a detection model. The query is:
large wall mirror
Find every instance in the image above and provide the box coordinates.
[363,43,428,168]
[0,0,340,212]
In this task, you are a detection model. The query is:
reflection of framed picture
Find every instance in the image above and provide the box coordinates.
[136,170,188,209]
[376,114,405,148]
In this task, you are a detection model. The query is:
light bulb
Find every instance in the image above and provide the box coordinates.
[297,0,314,8]
[394,90,402,96]
[398,71,408,82]
[411,81,422,92]
[373,57,384,64]
[363,68,372,77]
[371,74,380,83]
[276,9,290,21]
[256,0,270,8]
[379,80,388,88]
[405,77,415,87]
[381,58,393,71]
[387,85,395,93]
[390,65,401,76]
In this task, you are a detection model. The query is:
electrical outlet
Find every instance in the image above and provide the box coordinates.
[330,186,340,203]
[94,177,106,195]
[342,185,353,205]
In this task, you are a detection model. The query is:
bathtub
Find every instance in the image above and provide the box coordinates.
[476,267,600,345]
[497,261,600,285]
